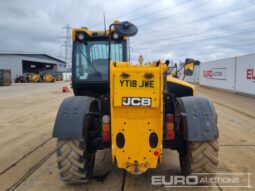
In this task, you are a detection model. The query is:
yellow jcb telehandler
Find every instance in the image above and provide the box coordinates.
[53,21,219,183]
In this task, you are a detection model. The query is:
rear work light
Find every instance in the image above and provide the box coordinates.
[77,33,85,40]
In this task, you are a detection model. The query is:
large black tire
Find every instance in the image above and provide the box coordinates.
[179,140,219,180]
[56,139,95,184]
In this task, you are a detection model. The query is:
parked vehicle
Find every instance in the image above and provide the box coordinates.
[52,21,219,183]
[15,74,27,83]
[52,71,63,81]
[40,71,55,83]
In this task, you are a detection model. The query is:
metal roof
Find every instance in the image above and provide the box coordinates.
[0,52,66,63]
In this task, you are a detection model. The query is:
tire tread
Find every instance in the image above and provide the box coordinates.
[180,140,219,179]
[56,139,92,183]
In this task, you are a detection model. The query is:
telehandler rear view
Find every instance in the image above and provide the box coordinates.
[53,21,219,183]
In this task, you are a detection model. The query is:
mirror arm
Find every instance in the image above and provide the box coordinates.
[177,65,184,73]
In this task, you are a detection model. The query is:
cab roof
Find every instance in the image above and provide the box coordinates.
[72,28,114,41]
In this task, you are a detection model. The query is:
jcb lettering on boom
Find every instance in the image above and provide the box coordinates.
[119,80,154,88]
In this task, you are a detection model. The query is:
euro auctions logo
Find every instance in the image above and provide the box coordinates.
[203,68,226,80]
[151,173,253,188]
[246,69,255,81]
[203,70,213,78]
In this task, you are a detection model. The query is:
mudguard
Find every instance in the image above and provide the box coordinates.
[53,96,100,139]
[176,96,219,141]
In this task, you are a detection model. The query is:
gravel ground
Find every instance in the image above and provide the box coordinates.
[0,83,254,191]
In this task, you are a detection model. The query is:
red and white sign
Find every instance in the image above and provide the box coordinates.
[236,55,255,95]
[203,68,226,80]
[246,69,255,81]
[200,58,235,91]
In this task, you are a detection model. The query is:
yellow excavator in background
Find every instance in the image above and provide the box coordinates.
[40,71,55,83]
[27,73,41,83]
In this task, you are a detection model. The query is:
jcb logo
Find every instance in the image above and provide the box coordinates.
[122,97,151,107]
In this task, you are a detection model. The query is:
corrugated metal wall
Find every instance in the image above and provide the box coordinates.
[0,55,66,80]
[0,55,22,80]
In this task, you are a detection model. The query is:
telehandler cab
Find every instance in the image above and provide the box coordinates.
[53,21,219,183]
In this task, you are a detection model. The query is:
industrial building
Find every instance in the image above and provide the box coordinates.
[0,52,67,80]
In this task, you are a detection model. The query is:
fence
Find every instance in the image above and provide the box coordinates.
[184,54,255,95]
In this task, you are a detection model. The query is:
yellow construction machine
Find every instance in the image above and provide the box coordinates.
[52,71,63,81]
[53,21,219,183]
[40,72,55,83]
[27,73,40,83]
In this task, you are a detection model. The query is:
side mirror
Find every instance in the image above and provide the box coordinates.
[194,60,200,65]
[165,60,170,66]
[184,58,195,76]
[114,21,138,37]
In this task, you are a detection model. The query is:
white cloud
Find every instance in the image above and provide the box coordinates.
[0,0,254,63]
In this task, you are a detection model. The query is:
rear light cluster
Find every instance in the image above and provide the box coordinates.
[102,115,111,141]
[165,114,175,139]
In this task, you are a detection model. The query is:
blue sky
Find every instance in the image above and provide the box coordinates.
[0,0,255,64]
